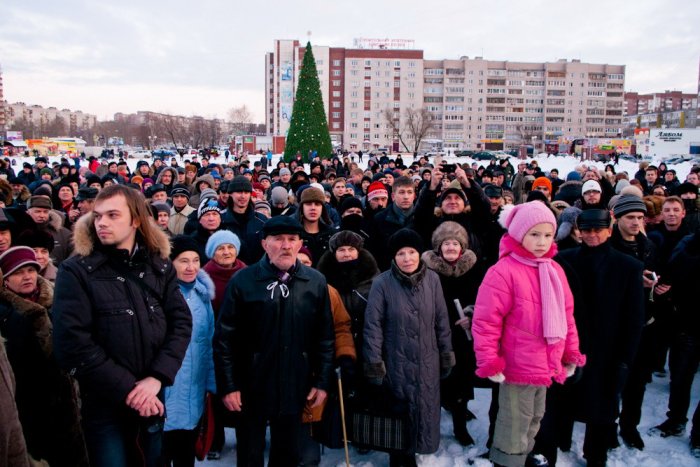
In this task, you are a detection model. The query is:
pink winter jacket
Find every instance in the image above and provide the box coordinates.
[472,238,586,386]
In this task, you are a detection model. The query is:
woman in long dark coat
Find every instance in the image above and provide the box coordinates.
[363,229,454,467]
[422,221,485,447]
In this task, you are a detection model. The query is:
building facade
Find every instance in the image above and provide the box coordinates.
[266,40,626,151]
[624,90,697,116]
[5,102,97,136]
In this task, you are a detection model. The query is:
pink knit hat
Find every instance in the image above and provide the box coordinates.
[501,201,557,243]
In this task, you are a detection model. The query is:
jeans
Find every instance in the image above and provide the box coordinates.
[82,407,163,467]
[667,333,700,424]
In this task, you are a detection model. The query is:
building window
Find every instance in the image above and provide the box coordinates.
[332,70,341,77]
[332,122,340,129]
[332,91,341,97]
[332,112,341,118]
[332,80,341,86]
[333,60,341,66]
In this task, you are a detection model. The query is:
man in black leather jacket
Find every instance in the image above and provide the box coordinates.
[53,184,192,467]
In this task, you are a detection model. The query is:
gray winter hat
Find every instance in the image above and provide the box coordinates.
[555,206,582,242]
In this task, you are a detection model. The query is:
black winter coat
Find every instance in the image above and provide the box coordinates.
[422,249,486,403]
[557,242,644,423]
[214,257,335,416]
[668,233,700,337]
[220,205,267,265]
[53,237,192,413]
[366,203,414,271]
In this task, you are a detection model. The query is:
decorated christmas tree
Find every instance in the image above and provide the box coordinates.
[283,42,333,162]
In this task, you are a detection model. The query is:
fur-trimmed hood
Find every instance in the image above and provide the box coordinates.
[421,249,477,278]
[47,209,66,232]
[0,271,54,357]
[431,220,469,250]
[317,247,379,291]
[192,174,216,194]
[155,167,178,186]
[192,268,216,301]
[72,210,172,259]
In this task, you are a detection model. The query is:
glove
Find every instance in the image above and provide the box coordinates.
[488,372,505,383]
[564,363,576,378]
[440,366,452,379]
[337,356,356,396]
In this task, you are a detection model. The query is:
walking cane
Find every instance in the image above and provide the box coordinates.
[336,367,351,467]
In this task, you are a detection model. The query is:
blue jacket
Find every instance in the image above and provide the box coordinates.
[164,269,217,431]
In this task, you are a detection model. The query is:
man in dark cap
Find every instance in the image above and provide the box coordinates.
[68,187,99,223]
[168,185,194,236]
[214,215,334,467]
[556,209,644,466]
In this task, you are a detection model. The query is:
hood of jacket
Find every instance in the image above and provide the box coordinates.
[193,174,216,194]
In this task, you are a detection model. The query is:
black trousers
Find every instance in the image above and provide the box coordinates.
[667,333,700,424]
[583,422,616,463]
[236,410,301,467]
[620,325,655,431]
[162,429,197,467]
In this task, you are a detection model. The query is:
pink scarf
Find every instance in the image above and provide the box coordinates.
[500,234,567,345]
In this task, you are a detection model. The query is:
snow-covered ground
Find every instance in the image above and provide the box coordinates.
[195,372,699,466]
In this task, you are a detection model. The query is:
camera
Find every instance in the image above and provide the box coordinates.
[440,163,457,174]
[644,271,657,282]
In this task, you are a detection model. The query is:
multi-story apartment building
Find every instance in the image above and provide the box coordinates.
[266,40,625,151]
[424,58,625,150]
[624,90,697,116]
[6,102,97,134]
[0,65,6,136]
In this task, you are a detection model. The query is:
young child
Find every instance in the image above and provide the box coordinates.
[472,201,586,467]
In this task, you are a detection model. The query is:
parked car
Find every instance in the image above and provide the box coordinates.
[472,151,495,160]
[131,150,152,159]
[455,150,475,158]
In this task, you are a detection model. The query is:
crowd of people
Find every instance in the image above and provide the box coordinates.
[0,150,698,467]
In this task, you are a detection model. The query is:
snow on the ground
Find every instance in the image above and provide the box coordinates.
[196,372,699,466]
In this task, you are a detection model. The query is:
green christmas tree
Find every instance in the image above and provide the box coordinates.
[283,42,333,163]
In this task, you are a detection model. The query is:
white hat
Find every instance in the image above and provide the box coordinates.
[582,180,602,194]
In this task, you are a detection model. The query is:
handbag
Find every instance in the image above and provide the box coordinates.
[194,393,215,461]
[348,384,411,453]
[311,390,346,449]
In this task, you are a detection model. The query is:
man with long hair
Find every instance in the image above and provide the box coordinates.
[53,184,192,467]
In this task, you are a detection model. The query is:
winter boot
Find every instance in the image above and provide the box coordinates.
[649,419,686,437]
[620,427,645,450]
[452,405,475,446]
[524,453,549,466]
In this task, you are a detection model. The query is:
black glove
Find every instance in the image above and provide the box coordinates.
[337,356,357,396]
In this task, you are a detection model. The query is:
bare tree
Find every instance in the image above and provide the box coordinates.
[383,107,435,156]
[228,105,252,136]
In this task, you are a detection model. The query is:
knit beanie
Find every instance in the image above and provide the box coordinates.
[532,177,553,193]
[501,201,557,243]
[170,235,201,261]
[205,230,241,259]
[367,181,388,201]
[620,184,644,199]
[431,221,469,251]
[614,179,630,195]
[270,186,289,205]
[198,198,222,219]
[328,230,364,253]
[612,194,647,218]
[338,196,363,216]
[388,228,424,259]
[171,184,191,199]
[228,176,253,193]
[438,180,468,205]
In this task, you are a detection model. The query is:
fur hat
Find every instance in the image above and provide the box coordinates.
[205,230,241,259]
[16,229,54,252]
[228,176,252,193]
[614,179,630,194]
[300,187,325,205]
[270,186,289,205]
[554,181,582,206]
[499,201,557,243]
[388,228,424,259]
[328,230,364,253]
[431,221,469,251]
[27,195,52,210]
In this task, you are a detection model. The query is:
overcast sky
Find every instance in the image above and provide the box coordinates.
[2,0,698,123]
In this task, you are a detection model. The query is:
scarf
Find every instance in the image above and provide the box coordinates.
[501,234,567,345]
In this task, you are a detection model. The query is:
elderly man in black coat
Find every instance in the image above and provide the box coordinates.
[214,216,335,467]
[557,209,645,467]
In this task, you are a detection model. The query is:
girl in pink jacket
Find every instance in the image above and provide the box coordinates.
[472,201,585,467]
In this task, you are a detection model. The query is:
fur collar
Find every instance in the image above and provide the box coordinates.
[194,269,217,301]
[421,249,477,277]
[47,209,66,231]
[72,212,172,259]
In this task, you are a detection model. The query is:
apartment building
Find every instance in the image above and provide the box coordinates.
[6,102,97,132]
[423,58,625,151]
[624,90,697,116]
[266,40,625,151]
